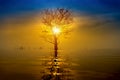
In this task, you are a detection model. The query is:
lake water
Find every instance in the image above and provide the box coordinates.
[0,49,120,80]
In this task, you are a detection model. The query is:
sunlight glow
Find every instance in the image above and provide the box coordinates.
[52,26,61,34]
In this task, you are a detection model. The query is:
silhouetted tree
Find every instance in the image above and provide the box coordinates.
[40,8,74,57]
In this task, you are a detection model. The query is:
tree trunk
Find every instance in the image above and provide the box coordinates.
[54,34,58,58]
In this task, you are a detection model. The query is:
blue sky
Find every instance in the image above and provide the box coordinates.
[0,0,120,16]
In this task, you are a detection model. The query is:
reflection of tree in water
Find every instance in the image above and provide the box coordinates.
[41,56,75,80]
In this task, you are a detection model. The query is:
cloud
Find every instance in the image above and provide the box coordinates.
[0,10,120,51]
[75,12,120,33]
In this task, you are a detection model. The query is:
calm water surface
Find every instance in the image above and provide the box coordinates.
[0,49,120,80]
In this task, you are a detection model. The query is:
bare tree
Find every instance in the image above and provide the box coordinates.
[40,8,74,58]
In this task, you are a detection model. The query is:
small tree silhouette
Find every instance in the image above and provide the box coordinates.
[40,8,73,58]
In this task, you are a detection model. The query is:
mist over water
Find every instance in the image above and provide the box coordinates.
[0,49,120,80]
[0,0,120,80]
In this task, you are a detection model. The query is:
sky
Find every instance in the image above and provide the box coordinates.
[0,0,120,52]
[0,0,120,15]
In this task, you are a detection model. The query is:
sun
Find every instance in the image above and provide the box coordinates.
[52,26,61,34]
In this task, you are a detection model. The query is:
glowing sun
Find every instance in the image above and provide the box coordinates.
[52,26,61,34]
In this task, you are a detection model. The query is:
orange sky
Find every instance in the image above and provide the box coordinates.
[0,12,120,54]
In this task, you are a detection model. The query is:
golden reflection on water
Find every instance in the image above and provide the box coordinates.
[0,49,120,80]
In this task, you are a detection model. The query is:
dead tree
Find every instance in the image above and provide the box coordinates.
[40,8,73,58]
